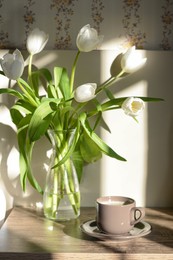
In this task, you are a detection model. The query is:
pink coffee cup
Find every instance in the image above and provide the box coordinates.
[96,196,145,235]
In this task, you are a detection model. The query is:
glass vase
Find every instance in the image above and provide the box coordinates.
[43,129,80,221]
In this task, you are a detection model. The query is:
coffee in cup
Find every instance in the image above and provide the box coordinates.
[96,196,145,235]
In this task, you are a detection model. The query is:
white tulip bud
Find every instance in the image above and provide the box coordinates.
[26,28,49,55]
[121,46,147,73]
[0,49,24,80]
[76,24,103,52]
[74,83,97,103]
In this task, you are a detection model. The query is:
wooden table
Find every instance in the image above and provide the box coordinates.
[0,207,173,259]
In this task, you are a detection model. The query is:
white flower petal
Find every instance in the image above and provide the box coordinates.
[27,28,49,55]
[122,97,145,117]
[76,24,103,52]
[121,46,147,73]
[0,49,24,80]
[74,83,97,103]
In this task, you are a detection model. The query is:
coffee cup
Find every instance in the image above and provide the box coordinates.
[96,196,145,235]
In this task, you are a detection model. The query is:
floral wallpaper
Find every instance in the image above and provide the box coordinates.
[24,0,36,43]
[122,0,147,49]
[0,0,172,50]
[50,0,77,49]
[161,0,173,49]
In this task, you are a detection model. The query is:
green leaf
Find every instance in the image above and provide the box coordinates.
[17,114,31,132]
[33,68,52,83]
[54,67,63,99]
[54,67,71,100]
[19,139,43,194]
[10,107,24,126]
[59,68,71,100]
[28,99,54,141]
[19,152,27,191]
[17,116,43,194]
[87,98,122,118]
[80,132,102,163]
[18,78,36,99]
[139,97,164,102]
[31,68,53,96]
[51,105,75,129]
[0,88,23,99]
[30,73,39,96]
[12,99,35,115]
[71,148,84,183]
[104,88,115,100]
[79,113,126,162]
[54,67,63,87]
[25,141,43,194]
[93,111,102,131]
[101,96,164,111]
[47,84,58,98]
[17,124,30,189]
[101,98,126,111]
[17,117,29,189]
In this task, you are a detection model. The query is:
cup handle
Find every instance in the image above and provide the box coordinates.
[130,207,145,225]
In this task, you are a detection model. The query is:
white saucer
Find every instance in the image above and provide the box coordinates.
[80,220,151,240]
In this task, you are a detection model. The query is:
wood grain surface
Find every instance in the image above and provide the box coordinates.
[0,207,173,259]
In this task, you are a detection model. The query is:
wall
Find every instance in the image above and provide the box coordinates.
[0,49,173,211]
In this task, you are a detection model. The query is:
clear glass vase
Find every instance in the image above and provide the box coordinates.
[43,129,80,221]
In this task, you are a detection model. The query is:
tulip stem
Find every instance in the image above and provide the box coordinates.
[28,54,35,91]
[28,54,33,77]
[96,70,125,95]
[70,50,80,92]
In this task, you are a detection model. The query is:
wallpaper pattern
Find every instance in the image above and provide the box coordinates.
[0,0,172,50]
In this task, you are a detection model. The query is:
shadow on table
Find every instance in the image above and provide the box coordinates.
[63,208,173,255]
[144,208,173,249]
[0,227,54,260]
[0,253,53,260]
[63,218,139,255]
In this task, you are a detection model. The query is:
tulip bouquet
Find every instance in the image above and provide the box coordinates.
[0,25,161,219]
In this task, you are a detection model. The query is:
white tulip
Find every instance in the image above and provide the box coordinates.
[74,83,97,103]
[26,28,49,55]
[76,24,103,52]
[122,97,145,117]
[121,46,147,73]
[0,49,24,80]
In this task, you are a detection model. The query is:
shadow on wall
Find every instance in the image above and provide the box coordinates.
[146,51,173,207]
[0,119,48,210]
[108,51,173,207]
[0,121,17,209]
